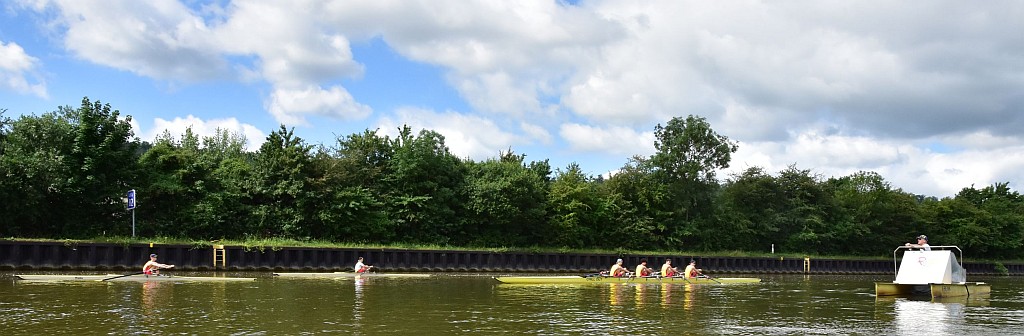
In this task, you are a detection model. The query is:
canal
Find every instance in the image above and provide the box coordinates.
[2,272,1022,335]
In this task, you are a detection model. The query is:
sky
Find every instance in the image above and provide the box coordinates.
[1,0,1022,198]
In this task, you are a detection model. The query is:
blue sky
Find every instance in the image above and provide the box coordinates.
[2,1,1023,197]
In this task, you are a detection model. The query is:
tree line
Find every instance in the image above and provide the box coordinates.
[1,98,1022,258]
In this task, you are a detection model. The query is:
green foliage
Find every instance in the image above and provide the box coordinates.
[0,98,137,238]
[464,151,549,246]
[994,262,1009,276]
[649,115,738,250]
[385,126,467,244]
[547,163,614,248]
[3,100,1024,261]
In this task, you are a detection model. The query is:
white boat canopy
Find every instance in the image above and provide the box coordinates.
[893,247,967,285]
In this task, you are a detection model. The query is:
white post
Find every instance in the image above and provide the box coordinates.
[771,244,775,254]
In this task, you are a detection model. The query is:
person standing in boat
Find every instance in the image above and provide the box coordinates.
[635,259,653,277]
[609,258,628,277]
[904,235,931,251]
[354,257,374,273]
[683,260,702,278]
[660,259,678,277]
[142,254,174,276]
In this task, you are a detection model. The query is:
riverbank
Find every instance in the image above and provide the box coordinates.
[3,238,1021,275]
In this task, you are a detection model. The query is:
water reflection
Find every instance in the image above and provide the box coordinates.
[682,284,694,310]
[635,283,646,306]
[660,284,671,307]
[877,296,991,336]
[7,273,1024,335]
[353,275,365,329]
[141,281,171,315]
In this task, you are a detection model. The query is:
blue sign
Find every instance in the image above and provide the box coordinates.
[127,189,136,210]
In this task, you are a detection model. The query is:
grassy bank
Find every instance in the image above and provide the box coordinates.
[2,236,964,262]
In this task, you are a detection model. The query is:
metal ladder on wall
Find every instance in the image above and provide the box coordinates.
[213,245,226,268]
[803,257,811,274]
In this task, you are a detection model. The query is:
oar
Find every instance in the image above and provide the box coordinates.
[98,272,145,282]
[699,272,722,284]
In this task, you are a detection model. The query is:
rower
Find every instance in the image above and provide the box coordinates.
[661,258,678,277]
[683,259,702,278]
[354,257,374,273]
[142,254,174,276]
[609,258,628,277]
[635,259,653,277]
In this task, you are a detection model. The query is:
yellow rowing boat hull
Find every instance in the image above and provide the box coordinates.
[493,276,760,284]
[272,272,431,278]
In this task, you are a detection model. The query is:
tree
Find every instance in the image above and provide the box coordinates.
[464,151,549,247]
[307,130,394,242]
[0,111,74,236]
[826,171,920,255]
[249,125,315,238]
[927,183,1024,257]
[649,115,738,249]
[716,167,785,251]
[385,125,467,244]
[547,163,617,248]
[604,156,670,249]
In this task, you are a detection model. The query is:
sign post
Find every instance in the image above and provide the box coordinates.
[127,189,136,238]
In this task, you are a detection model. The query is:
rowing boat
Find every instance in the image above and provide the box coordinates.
[15,274,257,282]
[272,272,432,278]
[493,275,761,284]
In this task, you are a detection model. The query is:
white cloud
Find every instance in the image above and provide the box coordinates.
[0,40,47,97]
[519,122,552,145]
[375,107,525,160]
[141,115,266,151]
[727,125,1024,197]
[15,1,1024,197]
[44,0,227,81]
[213,1,363,87]
[559,123,655,156]
[321,1,620,117]
[266,85,372,126]
[28,0,366,122]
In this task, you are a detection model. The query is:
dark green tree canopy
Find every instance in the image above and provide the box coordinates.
[2,100,1022,259]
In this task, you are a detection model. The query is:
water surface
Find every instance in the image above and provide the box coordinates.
[2,272,1021,335]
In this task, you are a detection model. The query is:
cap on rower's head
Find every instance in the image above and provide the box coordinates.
[616,258,623,264]
[916,235,928,241]
[150,254,157,258]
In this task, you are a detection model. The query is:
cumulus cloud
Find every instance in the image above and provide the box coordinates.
[727,125,1024,197]
[140,115,266,151]
[0,40,47,97]
[37,0,227,81]
[560,123,655,157]
[266,85,372,126]
[15,0,1024,197]
[375,107,527,160]
[25,0,366,124]
[320,1,621,117]
[212,1,363,87]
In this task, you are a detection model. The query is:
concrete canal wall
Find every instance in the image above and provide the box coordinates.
[1,240,1021,275]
